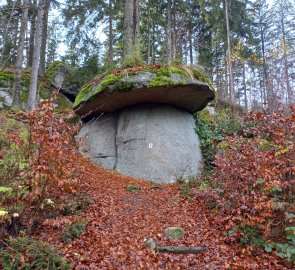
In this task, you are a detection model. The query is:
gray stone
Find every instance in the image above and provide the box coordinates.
[164,227,185,240]
[78,104,202,184]
[78,113,117,169]
[46,62,79,102]
[0,88,13,109]
[115,105,202,183]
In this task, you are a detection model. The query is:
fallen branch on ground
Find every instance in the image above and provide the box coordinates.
[144,238,207,254]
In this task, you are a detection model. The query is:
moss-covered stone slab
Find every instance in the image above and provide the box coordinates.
[0,68,71,108]
[45,61,79,102]
[73,65,215,118]
[164,227,185,240]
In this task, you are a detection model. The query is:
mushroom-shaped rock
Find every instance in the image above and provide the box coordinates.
[76,65,214,184]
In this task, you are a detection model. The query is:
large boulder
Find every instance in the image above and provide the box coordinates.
[79,105,202,183]
[76,65,214,183]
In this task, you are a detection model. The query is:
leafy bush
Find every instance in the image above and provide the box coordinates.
[194,107,244,171]
[0,93,81,237]
[197,106,295,262]
[0,236,72,269]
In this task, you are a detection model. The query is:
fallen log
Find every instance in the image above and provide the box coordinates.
[144,238,207,255]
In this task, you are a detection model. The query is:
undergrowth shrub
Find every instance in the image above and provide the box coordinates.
[196,106,295,263]
[194,106,245,171]
[61,219,88,243]
[0,235,72,269]
[0,92,81,237]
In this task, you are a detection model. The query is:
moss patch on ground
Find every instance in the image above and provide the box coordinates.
[74,64,214,108]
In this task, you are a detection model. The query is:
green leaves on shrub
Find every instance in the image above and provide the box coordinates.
[61,219,88,243]
[0,236,72,269]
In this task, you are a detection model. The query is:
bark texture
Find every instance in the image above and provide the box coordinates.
[27,0,45,110]
[13,0,30,105]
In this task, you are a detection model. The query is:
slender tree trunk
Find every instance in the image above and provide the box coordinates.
[151,21,155,64]
[107,0,113,66]
[147,0,151,64]
[133,0,140,48]
[27,0,45,110]
[189,23,193,65]
[123,0,134,58]
[0,0,17,64]
[12,19,20,63]
[260,26,267,107]
[28,0,37,67]
[184,35,188,65]
[13,0,29,105]
[39,0,49,75]
[243,62,248,110]
[281,17,292,104]
[166,0,172,64]
[171,0,176,62]
[224,0,234,102]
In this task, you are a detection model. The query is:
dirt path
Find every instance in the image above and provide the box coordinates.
[38,159,289,269]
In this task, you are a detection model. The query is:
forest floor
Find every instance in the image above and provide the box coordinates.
[35,156,291,270]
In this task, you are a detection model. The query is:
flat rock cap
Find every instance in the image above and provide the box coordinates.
[73,65,215,118]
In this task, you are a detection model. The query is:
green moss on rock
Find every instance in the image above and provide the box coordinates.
[0,68,71,108]
[148,76,175,88]
[45,61,68,79]
[99,74,122,92]
[170,66,188,77]
[74,83,92,107]
[191,68,215,92]
[164,227,185,240]
[156,67,172,77]
[74,64,215,108]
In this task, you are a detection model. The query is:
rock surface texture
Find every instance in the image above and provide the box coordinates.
[79,105,202,184]
[46,61,79,102]
[75,65,214,184]
[0,88,13,109]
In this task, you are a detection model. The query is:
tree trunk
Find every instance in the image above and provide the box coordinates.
[107,0,113,66]
[166,0,172,64]
[133,0,140,49]
[243,62,248,110]
[151,21,155,64]
[281,17,292,104]
[189,23,193,65]
[28,0,37,67]
[0,0,17,64]
[27,0,45,110]
[39,0,49,75]
[123,0,134,58]
[224,0,234,102]
[13,0,29,105]
[147,0,151,64]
